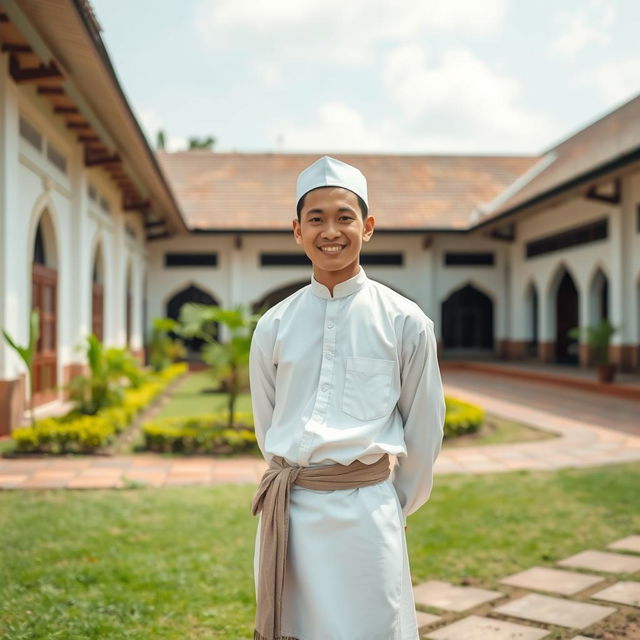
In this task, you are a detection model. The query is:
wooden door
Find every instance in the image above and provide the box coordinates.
[31,263,57,404]
[92,282,104,341]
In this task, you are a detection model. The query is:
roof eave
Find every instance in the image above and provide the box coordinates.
[471,145,640,231]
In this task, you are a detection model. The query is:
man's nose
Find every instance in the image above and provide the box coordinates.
[321,223,340,238]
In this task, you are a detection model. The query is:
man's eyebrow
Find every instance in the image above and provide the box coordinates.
[304,205,356,216]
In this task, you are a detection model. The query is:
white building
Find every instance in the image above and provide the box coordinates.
[1,0,639,436]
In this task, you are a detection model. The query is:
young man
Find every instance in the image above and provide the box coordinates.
[250,156,445,640]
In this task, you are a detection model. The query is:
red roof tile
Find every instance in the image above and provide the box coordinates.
[157,152,538,231]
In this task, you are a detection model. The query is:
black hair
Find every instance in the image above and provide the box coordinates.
[296,187,368,221]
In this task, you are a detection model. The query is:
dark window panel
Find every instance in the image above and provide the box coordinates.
[165,253,218,267]
[46,143,67,174]
[19,116,42,151]
[445,252,495,266]
[526,218,608,258]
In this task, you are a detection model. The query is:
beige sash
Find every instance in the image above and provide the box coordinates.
[251,454,391,640]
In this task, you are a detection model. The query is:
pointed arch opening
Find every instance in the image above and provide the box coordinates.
[166,284,220,361]
[31,210,58,404]
[553,268,579,365]
[252,280,309,313]
[441,284,494,352]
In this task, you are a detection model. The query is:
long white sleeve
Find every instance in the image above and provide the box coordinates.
[248,327,276,460]
[392,319,445,520]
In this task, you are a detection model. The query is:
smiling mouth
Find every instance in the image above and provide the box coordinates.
[317,245,346,254]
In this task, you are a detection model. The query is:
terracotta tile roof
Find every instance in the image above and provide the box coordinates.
[157,152,538,231]
[478,93,640,223]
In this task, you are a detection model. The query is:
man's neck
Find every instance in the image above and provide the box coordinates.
[313,264,361,297]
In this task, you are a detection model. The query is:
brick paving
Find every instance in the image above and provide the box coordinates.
[415,536,640,638]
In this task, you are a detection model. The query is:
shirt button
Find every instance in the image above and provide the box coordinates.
[321,383,330,392]
[325,352,333,360]
[327,321,335,329]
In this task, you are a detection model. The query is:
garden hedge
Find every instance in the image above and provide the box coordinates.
[11,363,187,454]
[443,396,484,438]
[142,412,256,454]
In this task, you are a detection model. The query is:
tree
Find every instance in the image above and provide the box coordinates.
[156,130,166,150]
[178,304,260,428]
[188,136,216,150]
[1,310,39,427]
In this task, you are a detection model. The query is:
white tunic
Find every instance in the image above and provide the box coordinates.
[249,267,445,640]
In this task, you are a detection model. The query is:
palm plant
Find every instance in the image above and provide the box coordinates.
[67,335,146,415]
[1,310,39,427]
[178,304,260,428]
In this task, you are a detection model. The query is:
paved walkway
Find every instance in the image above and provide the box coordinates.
[413,535,640,639]
[1,371,639,490]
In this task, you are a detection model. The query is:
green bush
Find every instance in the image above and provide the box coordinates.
[444,396,484,438]
[11,363,187,454]
[142,412,256,454]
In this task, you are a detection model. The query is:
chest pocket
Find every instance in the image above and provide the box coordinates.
[342,356,395,421]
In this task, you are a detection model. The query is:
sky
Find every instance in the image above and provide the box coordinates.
[90,0,640,155]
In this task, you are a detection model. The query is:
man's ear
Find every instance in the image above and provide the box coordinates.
[362,215,375,242]
[292,218,303,245]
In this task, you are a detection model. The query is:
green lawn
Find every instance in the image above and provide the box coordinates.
[154,370,252,419]
[1,463,639,639]
[155,371,551,448]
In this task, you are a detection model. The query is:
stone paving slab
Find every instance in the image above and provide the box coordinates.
[500,567,604,595]
[558,550,640,574]
[591,581,640,607]
[494,593,616,629]
[425,614,548,640]
[413,580,504,612]
[416,611,441,628]
[608,536,640,553]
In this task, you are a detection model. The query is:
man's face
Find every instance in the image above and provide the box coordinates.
[293,187,375,283]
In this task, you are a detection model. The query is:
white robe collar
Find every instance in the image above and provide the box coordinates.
[310,266,368,300]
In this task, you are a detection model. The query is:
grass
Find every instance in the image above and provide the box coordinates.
[154,371,252,419]
[1,463,639,639]
[443,412,555,448]
[156,371,549,447]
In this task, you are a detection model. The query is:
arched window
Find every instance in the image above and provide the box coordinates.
[554,270,579,365]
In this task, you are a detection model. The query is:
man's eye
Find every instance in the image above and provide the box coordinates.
[309,217,321,223]
[340,216,354,222]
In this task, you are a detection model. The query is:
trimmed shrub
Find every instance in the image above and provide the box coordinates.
[11,363,187,454]
[444,396,484,438]
[142,412,256,454]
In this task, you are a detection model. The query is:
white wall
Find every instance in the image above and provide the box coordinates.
[0,61,147,399]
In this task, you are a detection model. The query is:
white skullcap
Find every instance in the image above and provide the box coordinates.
[296,156,368,207]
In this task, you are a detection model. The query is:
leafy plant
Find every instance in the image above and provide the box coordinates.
[568,319,617,366]
[178,304,260,428]
[66,335,146,415]
[148,317,187,372]
[1,310,39,427]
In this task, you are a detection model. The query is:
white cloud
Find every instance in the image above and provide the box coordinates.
[274,102,391,152]
[194,0,507,63]
[381,45,556,151]
[582,57,640,105]
[552,0,615,57]
[252,61,280,87]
